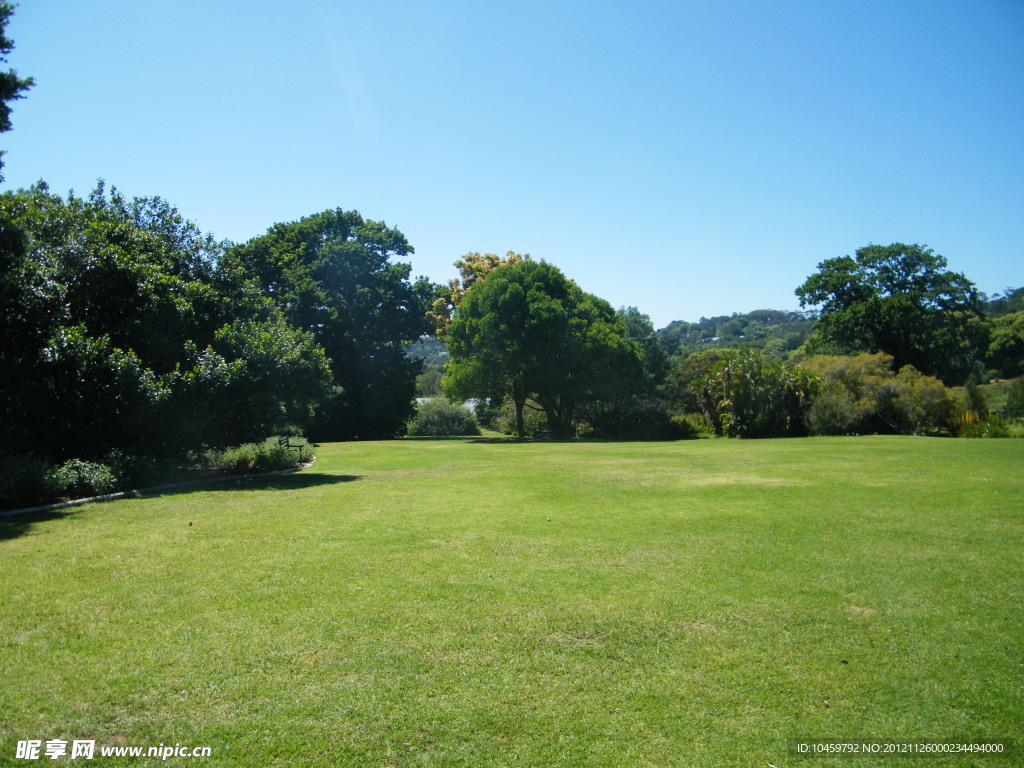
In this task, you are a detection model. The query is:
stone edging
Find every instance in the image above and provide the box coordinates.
[0,456,317,519]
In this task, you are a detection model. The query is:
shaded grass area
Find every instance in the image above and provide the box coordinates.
[1,437,1022,766]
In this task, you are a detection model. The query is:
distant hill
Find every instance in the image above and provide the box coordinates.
[407,335,449,373]
[983,287,1024,318]
[655,309,817,360]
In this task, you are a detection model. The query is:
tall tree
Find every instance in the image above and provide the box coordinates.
[444,259,642,438]
[0,183,330,458]
[428,250,525,335]
[224,209,431,440]
[795,243,987,384]
[0,2,33,181]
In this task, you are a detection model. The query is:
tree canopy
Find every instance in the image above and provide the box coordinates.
[0,183,331,459]
[795,243,987,385]
[223,209,434,440]
[444,259,642,438]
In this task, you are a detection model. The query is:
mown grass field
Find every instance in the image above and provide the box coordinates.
[2,437,1022,767]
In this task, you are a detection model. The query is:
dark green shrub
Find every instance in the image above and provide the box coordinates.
[408,398,481,437]
[103,449,163,489]
[873,366,955,435]
[582,398,698,440]
[806,389,861,436]
[0,454,56,509]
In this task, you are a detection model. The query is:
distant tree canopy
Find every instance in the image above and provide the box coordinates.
[983,287,1024,318]
[444,258,643,438]
[656,309,815,361]
[223,210,434,440]
[796,243,987,385]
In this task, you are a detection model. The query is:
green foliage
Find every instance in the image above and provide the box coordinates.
[668,348,735,413]
[696,349,820,438]
[873,365,955,435]
[0,184,332,461]
[796,243,987,384]
[963,376,988,418]
[953,412,1011,438]
[1005,378,1024,420]
[493,399,549,437]
[657,309,815,360]
[35,325,166,457]
[582,398,698,440]
[804,388,861,436]
[204,438,302,475]
[48,459,117,499]
[445,259,643,438]
[983,286,1024,318]
[407,398,481,437]
[471,397,506,431]
[224,209,431,440]
[414,367,444,397]
[175,317,332,448]
[987,311,1024,378]
[802,353,955,436]
[0,453,55,509]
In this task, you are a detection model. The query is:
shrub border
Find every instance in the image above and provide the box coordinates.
[0,456,316,519]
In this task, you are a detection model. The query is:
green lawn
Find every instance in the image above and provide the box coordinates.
[2,437,1022,767]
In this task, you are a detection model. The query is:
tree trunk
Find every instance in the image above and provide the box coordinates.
[512,380,526,438]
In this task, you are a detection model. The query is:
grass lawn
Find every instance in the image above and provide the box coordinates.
[1,436,1022,766]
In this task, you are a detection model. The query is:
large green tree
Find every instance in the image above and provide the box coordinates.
[223,209,433,440]
[444,259,642,438]
[795,243,987,384]
[0,2,32,181]
[0,183,330,458]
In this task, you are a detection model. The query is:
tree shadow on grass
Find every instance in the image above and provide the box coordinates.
[0,472,360,541]
[142,471,360,499]
[0,508,75,541]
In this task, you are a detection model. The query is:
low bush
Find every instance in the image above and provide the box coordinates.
[801,353,956,436]
[205,437,301,475]
[953,412,1011,438]
[408,399,481,437]
[49,459,117,499]
[805,388,862,436]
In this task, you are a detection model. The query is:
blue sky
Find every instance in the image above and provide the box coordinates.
[4,0,1023,327]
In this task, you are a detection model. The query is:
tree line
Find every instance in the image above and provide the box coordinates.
[425,245,1023,441]
[1,3,1023,510]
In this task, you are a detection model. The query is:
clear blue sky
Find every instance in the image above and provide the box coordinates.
[4,0,1023,327]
